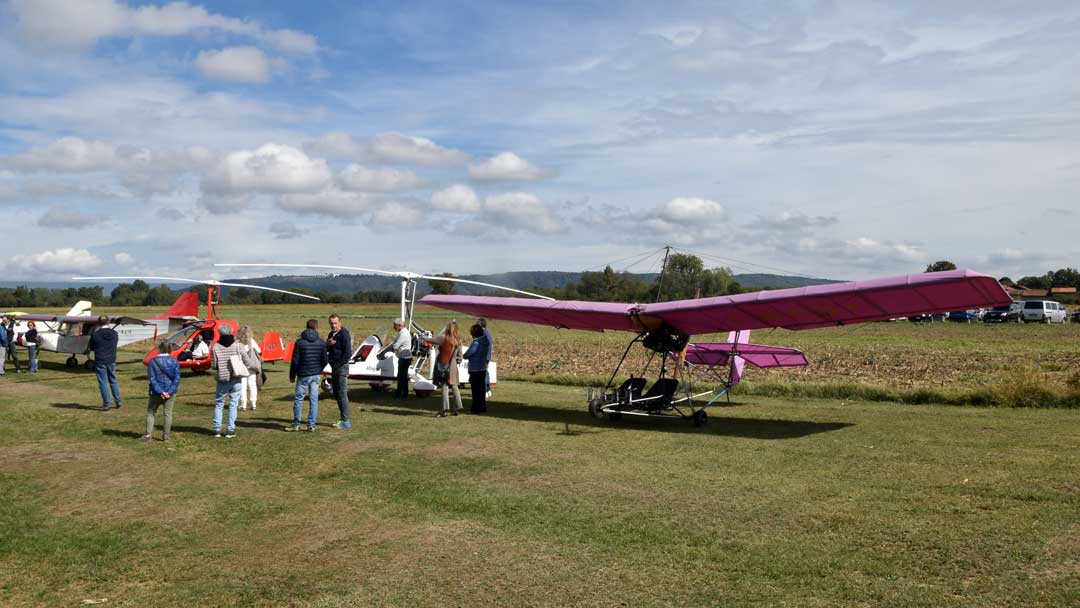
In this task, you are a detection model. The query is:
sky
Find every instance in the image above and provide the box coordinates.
[1,0,1079,283]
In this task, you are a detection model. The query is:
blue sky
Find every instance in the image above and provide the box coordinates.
[1,0,1078,282]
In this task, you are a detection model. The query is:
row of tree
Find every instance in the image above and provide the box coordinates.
[925,261,1080,292]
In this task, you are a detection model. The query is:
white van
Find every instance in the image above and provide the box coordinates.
[1021,300,1067,323]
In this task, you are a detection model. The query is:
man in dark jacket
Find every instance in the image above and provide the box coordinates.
[288,319,328,432]
[326,314,353,430]
[0,314,9,375]
[89,316,122,410]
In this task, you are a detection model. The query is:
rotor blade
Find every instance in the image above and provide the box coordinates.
[73,276,320,300]
[215,264,553,300]
[416,275,554,300]
[213,282,320,301]
[215,263,407,277]
[73,276,209,284]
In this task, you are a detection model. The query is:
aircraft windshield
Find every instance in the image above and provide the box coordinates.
[166,326,198,351]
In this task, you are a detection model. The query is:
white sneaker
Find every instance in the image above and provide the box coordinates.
[240,405,247,411]
[251,404,256,410]
[485,391,492,398]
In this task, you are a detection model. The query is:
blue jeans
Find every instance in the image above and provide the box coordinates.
[27,345,37,372]
[293,375,320,427]
[214,379,241,433]
[331,366,350,423]
[95,362,121,407]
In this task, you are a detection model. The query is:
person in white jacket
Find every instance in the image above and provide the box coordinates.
[235,325,262,410]
[378,318,412,400]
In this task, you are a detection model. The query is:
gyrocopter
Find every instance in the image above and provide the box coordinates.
[73,276,319,372]
[214,263,552,396]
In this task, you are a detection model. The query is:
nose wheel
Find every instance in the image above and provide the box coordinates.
[692,410,708,428]
[65,356,78,368]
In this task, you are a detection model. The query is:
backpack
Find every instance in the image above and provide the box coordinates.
[432,359,451,387]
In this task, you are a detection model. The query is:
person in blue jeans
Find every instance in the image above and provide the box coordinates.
[24,321,39,373]
[209,323,242,438]
[89,317,121,410]
[287,319,327,432]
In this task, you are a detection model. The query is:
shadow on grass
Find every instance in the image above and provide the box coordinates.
[377,395,854,439]
[49,402,102,410]
[101,429,142,439]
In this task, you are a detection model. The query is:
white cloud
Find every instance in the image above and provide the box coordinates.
[483,192,564,234]
[204,144,332,194]
[468,152,545,182]
[37,207,103,229]
[339,164,423,192]
[370,201,424,227]
[11,0,318,55]
[431,184,480,212]
[10,137,118,172]
[7,247,103,274]
[268,221,307,239]
[278,189,376,217]
[656,197,725,225]
[114,252,135,265]
[305,132,469,166]
[195,47,271,84]
[197,193,253,215]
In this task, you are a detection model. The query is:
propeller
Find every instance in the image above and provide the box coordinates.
[71,276,321,301]
[213,263,555,300]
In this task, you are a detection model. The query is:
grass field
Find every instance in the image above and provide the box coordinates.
[1,305,1078,606]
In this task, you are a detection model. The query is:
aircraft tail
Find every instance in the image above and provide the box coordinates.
[260,331,292,363]
[726,330,750,387]
[150,292,199,320]
[65,300,93,317]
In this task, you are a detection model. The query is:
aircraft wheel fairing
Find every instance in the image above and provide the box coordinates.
[692,410,708,427]
[65,356,78,368]
[588,398,605,420]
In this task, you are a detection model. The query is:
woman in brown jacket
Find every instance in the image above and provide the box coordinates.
[429,320,463,417]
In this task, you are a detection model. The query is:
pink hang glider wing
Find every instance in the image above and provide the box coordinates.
[420,269,1010,335]
[418,296,640,332]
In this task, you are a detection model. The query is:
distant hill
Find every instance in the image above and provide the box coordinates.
[1,271,841,295]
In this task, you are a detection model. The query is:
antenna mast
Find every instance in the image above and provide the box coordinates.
[654,245,672,303]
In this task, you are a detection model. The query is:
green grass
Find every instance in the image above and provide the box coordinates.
[1,305,1078,606]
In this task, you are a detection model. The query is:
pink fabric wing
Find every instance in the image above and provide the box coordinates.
[684,342,809,369]
[644,269,1010,335]
[418,295,640,332]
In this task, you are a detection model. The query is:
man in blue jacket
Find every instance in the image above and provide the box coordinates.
[326,314,353,430]
[288,319,328,432]
[144,339,181,442]
[89,316,122,410]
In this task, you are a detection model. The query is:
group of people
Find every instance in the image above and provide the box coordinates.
[9,310,495,442]
[0,314,40,374]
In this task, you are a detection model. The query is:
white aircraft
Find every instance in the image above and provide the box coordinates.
[215,263,552,395]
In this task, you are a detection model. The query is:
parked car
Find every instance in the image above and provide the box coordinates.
[1071,309,1080,323]
[909,312,947,323]
[983,302,1023,323]
[947,310,981,322]
[1020,300,1068,323]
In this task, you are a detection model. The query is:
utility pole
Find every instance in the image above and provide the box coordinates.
[654,245,672,302]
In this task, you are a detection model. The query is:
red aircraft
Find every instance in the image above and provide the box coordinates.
[74,277,318,372]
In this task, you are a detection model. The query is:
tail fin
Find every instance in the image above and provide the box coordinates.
[726,330,750,387]
[260,331,288,363]
[151,292,199,320]
[65,300,93,317]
